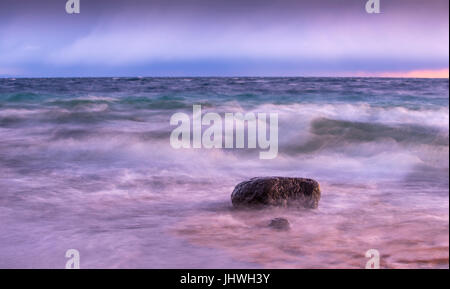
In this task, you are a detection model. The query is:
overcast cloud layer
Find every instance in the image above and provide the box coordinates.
[0,0,448,77]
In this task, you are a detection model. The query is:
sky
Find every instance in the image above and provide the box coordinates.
[0,0,448,77]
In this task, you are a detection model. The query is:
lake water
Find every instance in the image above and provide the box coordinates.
[0,77,448,268]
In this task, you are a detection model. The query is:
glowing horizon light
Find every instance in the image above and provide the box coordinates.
[381,68,449,79]
[354,68,449,79]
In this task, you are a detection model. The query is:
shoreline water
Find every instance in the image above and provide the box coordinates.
[0,77,448,268]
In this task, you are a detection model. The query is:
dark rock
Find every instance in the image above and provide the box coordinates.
[231,177,321,209]
[269,218,290,230]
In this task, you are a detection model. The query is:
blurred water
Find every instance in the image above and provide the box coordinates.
[0,77,448,268]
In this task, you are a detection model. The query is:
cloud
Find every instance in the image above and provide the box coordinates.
[0,0,448,76]
[47,15,448,67]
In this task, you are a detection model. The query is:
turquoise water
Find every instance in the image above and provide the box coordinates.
[0,77,448,268]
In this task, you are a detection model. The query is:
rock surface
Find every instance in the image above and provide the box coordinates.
[269,218,290,230]
[231,177,321,209]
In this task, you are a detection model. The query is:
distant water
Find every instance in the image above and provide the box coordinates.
[0,77,448,268]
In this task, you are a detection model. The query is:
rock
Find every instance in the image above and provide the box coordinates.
[231,177,321,209]
[269,218,290,230]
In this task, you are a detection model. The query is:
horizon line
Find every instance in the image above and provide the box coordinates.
[1,75,449,80]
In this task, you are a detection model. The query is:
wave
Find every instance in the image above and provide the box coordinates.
[249,102,449,130]
[306,117,448,146]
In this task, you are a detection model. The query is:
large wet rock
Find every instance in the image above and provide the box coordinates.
[231,177,321,209]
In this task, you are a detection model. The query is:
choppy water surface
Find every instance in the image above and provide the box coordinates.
[0,77,448,268]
